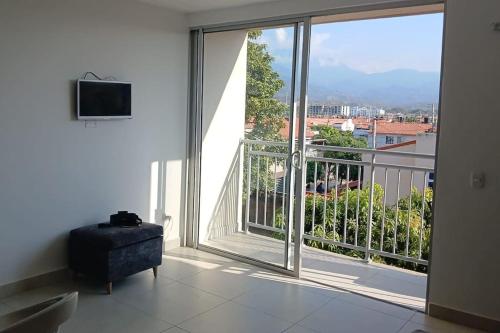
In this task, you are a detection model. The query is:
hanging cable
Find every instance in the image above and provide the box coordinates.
[81,72,102,80]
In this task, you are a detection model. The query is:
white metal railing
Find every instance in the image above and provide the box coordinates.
[243,139,288,235]
[242,139,435,267]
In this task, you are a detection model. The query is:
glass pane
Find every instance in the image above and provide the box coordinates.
[198,25,297,269]
[302,12,443,311]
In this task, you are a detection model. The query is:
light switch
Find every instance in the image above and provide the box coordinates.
[471,172,485,189]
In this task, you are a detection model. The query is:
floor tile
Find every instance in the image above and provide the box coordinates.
[298,298,407,333]
[179,263,260,299]
[205,232,427,310]
[60,292,172,333]
[374,263,427,287]
[178,301,290,333]
[110,270,175,301]
[0,247,480,333]
[158,252,227,280]
[168,247,234,265]
[284,324,320,333]
[337,292,416,320]
[118,281,227,325]
[240,267,344,299]
[0,302,12,316]
[162,327,191,333]
[357,271,425,301]
[233,283,332,323]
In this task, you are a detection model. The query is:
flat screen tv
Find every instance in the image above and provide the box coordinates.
[77,79,132,120]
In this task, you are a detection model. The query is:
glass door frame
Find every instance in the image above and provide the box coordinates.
[186,2,444,313]
[187,17,311,277]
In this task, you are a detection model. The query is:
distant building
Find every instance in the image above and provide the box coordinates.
[362,133,436,204]
[351,106,369,117]
[308,105,325,117]
[306,117,371,142]
[308,104,350,117]
[329,105,351,117]
[351,106,385,118]
[367,121,433,148]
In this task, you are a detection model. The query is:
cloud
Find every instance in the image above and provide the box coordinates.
[311,32,331,49]
[274,28,293,49]
[309,32,344,67]
[272,54,293,66]
[275,28,287,44]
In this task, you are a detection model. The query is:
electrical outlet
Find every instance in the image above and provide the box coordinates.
[155,209,172,224]
[154,209,164,223]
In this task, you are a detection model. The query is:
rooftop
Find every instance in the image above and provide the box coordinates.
[371,121,433,136]
[307,117,372,128]
[245,119,315,140]
[279,120,315,140]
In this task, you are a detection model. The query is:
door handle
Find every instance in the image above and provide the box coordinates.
[291,150,302,170]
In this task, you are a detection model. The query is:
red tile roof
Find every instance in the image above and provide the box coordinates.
[245,119,314,140]
[371,121,432,136]
[280,120,315,139]
[247,117,431,139]
[307,117,372,129]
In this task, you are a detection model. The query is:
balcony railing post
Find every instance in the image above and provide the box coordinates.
[244,142,252,234]
[365,152,375,262]
[365,121,377,262]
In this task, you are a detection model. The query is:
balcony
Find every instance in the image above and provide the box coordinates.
[204,233,427,310]
[201,139,434,311]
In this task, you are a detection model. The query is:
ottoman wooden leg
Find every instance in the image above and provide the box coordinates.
[106,282,112,295]
[153,266,158,278]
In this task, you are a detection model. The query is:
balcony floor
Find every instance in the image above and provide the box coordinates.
[204,232,427,311]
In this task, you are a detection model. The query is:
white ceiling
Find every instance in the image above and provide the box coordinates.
[139,0,282,13]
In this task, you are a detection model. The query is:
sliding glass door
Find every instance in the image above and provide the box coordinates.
[189,4,443,311]
[195,21,309,272]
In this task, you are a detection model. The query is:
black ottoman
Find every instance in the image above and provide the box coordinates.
[69,222,163,294]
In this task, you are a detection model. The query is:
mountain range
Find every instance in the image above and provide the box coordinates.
[274,63,440,109]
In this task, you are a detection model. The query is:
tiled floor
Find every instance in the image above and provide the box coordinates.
[204,232,427,310]
[0,247,483,333]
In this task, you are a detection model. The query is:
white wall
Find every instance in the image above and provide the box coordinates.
[368,134,415,148]
[363,143,417,205]
[0,0,188,286]
[363,133,435,204]
[429,0,500,321]
[198,31,247,243]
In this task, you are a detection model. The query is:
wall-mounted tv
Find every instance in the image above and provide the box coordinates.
[77,79,132,120]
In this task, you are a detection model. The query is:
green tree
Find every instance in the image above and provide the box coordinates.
[245,30,288,141]
[300,184,433,272]
[243,30,289,218]
[308,125,368,183]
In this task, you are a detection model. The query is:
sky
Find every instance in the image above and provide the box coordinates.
[259,13,444,74]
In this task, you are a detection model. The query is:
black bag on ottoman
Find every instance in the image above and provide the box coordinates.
[69,222,163,294]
